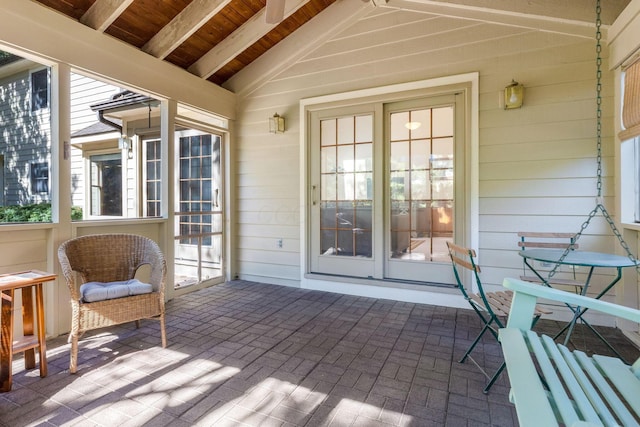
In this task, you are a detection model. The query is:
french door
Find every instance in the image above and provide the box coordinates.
[310,105,378,278]
[310,93,465,285]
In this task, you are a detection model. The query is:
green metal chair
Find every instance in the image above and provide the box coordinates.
[446,241,551,393]
[517,231,584,294]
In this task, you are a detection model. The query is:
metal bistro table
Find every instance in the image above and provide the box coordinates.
[519,248,639,362]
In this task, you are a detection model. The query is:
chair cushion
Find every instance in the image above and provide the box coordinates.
[80,279,153,303]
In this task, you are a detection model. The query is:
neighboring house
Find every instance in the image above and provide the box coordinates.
[0,53,51,207]
[70,89,161,219]
[0,55,125,212]
[0,60,164,221]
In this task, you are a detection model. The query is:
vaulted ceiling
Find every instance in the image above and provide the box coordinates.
[31,0,631,93]
[33,0,338,88]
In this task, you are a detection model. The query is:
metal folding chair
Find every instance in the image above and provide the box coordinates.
[517,231,584,294]
[446,241,551,393]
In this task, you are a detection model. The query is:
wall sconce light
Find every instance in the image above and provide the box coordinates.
[119,135,133,159]
[269,113,285,133]
[118,135,129,150]
[504,80,524,109]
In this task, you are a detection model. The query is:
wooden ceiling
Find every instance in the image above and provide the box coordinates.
[30,0,632,93]
[33,0,337,87]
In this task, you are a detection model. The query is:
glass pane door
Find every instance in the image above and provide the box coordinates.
[320,115,373,257]
[309,92,464,285]
[389,107,453,261]
[310,107,377,277]
[174,129,223,289]
[385,96,460,284]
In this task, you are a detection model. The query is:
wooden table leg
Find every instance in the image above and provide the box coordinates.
[1,289,14,392]
[21,286,35,370]
[35,283,47,377]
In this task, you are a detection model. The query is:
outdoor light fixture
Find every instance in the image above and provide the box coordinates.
[119,135,133,159]
[504,80,524,109]
[118,135,129,150]
[269,113,285,133]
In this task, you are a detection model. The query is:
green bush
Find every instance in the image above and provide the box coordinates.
[0,203,83,222]
[71,206,83,220]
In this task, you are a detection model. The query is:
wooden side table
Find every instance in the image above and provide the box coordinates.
[0,270,56,392]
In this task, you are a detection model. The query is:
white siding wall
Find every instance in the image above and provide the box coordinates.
[70,73,121,134]
[0,66,51,206]
[234,8,618,300]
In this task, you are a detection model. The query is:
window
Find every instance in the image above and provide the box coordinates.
[178,134,213,245]
[69,73,167,220]
[389,106,454,262]
[0,51,52,223]
[30,162,49,194]
[89,153,122,216]
[634,136,640,223]
[319,114,373,258]
[0,155,4,206]
[144,138,162,217]
[619,59,640,223]
[30,69,49,111]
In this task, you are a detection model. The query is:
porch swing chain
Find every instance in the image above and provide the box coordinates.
[548,0,639,279]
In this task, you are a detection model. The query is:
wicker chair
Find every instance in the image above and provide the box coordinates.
[58,234,167,373]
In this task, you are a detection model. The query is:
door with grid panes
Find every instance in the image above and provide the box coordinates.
[385,96,462,283]
[174,129,223,288]
[310,94,463,284]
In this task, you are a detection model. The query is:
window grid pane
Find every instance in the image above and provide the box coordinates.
[389,106,454,261]
[320,115,373,257]
[178,134,214,246]
[145,139,161,217]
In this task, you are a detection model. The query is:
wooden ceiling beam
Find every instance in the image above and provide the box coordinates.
[0,0,236,118]
[225,0,372,96]
[188,0,310,80]
[80,0,134,32]
[143,0,233,59]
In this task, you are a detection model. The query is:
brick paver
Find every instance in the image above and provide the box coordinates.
[1,280,638,426]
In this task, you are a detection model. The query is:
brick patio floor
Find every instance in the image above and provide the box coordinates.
[1,280,638,426]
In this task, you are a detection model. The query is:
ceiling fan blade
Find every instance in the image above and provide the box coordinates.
[265,0,285,24]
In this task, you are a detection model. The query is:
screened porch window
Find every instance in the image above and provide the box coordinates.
[0,51,52,223]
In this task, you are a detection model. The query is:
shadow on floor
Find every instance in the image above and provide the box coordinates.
[1,280,638,426]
